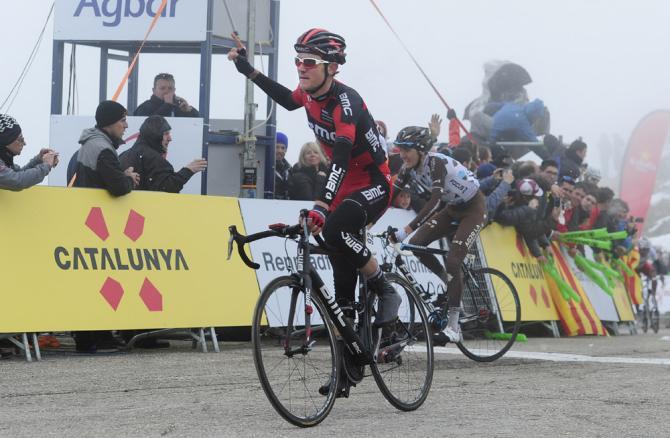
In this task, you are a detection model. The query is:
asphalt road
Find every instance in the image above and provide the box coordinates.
[2,329,670,437]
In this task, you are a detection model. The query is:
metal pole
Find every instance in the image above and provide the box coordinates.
[99,47,108,102]
[240,0,257,198]
[263,0,280,199]
[50,41,65,115]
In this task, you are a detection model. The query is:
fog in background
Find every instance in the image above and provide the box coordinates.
[1,0,669,183]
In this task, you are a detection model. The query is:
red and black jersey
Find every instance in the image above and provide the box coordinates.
[251,74,391,210]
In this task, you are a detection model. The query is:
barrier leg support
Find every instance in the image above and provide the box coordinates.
[21,333,32,362]
[31,333,41,361]
[210,327,220,353]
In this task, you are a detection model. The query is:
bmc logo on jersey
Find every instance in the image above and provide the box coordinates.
[324,164,344,200]
[339,93,353,117]
[308,121,336,143]
[74,0,180,27]
[364,128,382,153]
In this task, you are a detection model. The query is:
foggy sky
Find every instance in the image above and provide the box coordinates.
[1,0,668,171]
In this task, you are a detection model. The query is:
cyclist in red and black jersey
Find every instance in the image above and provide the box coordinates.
[228,28,401,327]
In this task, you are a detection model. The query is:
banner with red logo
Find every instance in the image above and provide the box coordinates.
[479,223,559,322]
[619,110,670,227]
[0,187,257,332]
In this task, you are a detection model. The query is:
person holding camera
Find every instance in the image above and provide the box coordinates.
[0,114,58,190]
[134,73,200,118]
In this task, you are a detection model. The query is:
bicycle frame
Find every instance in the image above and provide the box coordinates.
[228,214,373,365]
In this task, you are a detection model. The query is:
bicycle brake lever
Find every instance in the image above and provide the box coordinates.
[393,242,413,257]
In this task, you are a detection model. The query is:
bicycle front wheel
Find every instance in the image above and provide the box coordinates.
[651,296,660,334]
[252,276,339,427]
[457,267,521,362]
[641,304,649,334]
[369,273,434,411]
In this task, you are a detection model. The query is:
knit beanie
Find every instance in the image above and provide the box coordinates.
[0,114,21,147]
[276,131,288,148]
[95,100,127,128]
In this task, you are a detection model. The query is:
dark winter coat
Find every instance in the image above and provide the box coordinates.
[495,203,555,257]
[134,95,200,118]
[287,163,328,201]
[73,128,133,196]
[559,148,583,180]
[274,158,291,200]
[119,118,194,193]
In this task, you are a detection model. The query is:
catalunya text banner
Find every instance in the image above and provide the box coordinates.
[619,110,670,228]
[548,243,607,336]
[0,187,257,332]
[479,223,558,321]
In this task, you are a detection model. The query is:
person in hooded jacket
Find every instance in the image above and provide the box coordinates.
[287,141,329,201]
[558,139,587,181]
[0,114,58,190]
[72,100,139,194]
[119,115,207,193]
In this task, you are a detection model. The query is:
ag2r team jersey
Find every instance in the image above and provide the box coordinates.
[395,152,480,230]
[289,80,391,209]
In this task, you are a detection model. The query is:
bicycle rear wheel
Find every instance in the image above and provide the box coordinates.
[457,267,520,362]
[370,273,433,411]
[252,276,339,427]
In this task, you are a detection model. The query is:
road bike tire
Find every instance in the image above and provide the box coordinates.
[457,267,521,362]
[641,302,649,334]
[369,273,434,411]
[252,276,339,427]
[651,295,660,334]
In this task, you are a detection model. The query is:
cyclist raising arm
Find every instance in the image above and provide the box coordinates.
[392,127,487,343]
[228,29,401,326]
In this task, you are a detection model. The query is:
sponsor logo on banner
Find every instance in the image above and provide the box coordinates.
[73,0,180,27]
[54,207,190,312]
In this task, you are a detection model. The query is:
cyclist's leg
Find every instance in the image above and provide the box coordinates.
[322,181,399,325]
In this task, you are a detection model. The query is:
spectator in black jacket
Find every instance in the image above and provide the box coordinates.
[72,101,138,353]
[559,139,587,180]
[288,141,328,201]
[119,115,207,193]
[495,178,559,260]
[134,73,200,118]
[72,100,139,195]
[274,132,291,199]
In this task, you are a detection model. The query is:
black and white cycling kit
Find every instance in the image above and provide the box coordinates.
[395,152,487,308]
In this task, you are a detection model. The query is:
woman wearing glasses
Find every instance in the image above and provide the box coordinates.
[0,114,58,191]
[228,29,401,392]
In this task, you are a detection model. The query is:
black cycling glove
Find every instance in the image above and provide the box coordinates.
[234,48,255,77]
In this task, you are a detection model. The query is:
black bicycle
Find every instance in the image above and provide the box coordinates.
[372,227,521,362]
[228,211,433,427]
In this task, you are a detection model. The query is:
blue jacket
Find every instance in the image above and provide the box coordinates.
[489,99,544,142]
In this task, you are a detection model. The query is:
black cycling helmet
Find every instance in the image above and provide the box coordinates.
[295,28,347,64]
[394,126,434,153]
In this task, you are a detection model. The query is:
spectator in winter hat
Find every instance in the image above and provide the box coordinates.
[119,115,207,193]
[71,100,139,195]
[0,114,58,191]
[274,131,291,199]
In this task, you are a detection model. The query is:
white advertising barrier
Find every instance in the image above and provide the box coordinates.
[54,0,207,41]
[239,199,445,326]
[49,115,203,195]
[564,246,619,322]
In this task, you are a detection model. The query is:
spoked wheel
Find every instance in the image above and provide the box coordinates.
[457,267,521,362]
[651,296,660,334]
[369,273,433,411]
[252,276,340,427]
[641,304,649,334]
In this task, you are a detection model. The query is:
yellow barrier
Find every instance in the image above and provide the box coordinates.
[479,224,559,322]
[0,186,258,332]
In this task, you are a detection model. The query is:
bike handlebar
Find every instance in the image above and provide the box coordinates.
[228,210,338,270]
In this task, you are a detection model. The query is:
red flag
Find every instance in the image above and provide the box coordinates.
[619,110,670,229]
